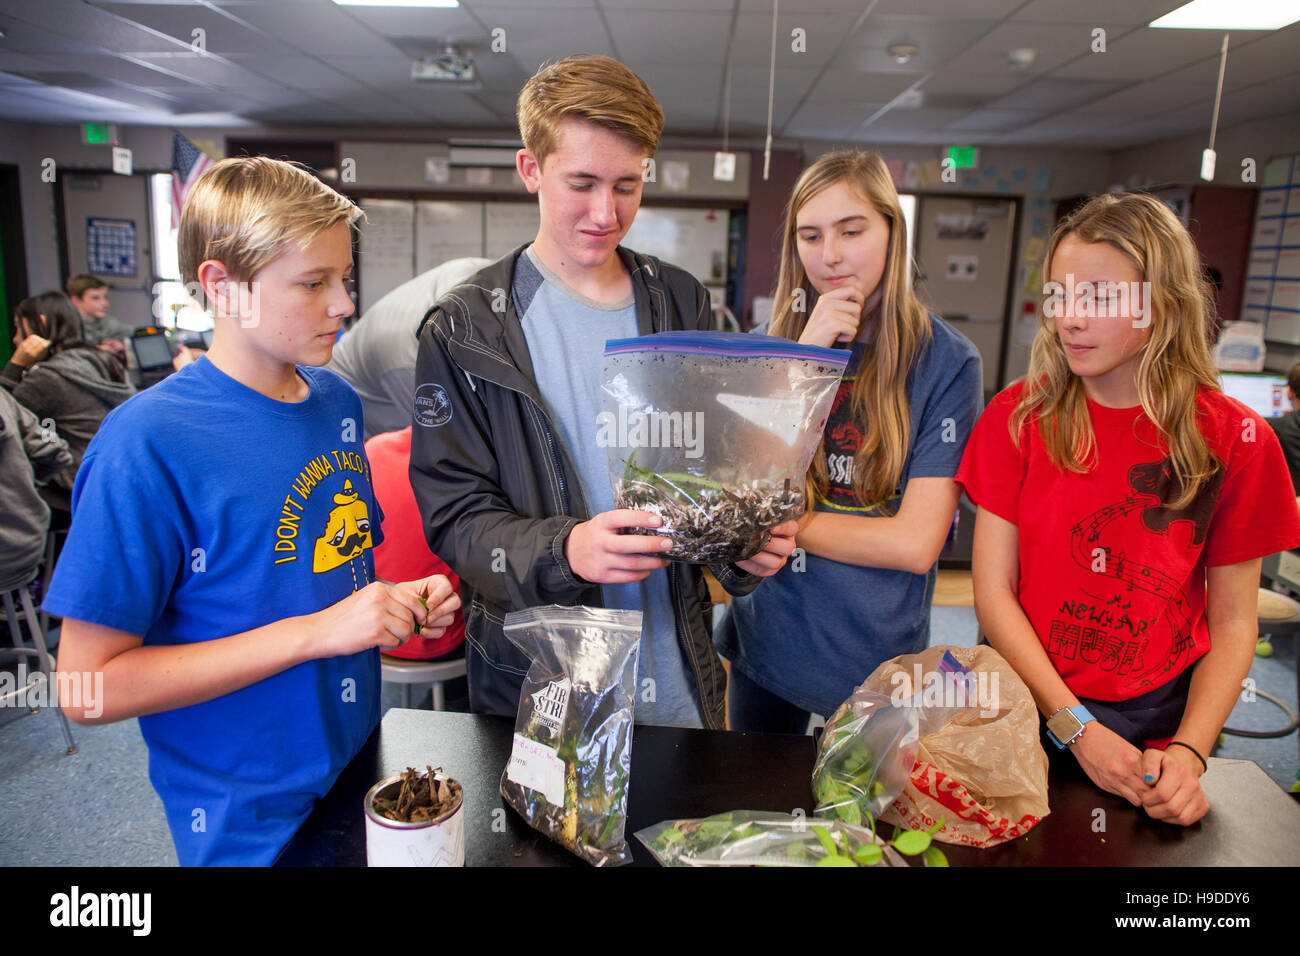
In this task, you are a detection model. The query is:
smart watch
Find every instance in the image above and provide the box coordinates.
[1046,704,1095,749]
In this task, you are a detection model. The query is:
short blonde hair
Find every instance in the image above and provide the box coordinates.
[178,156,361,287]
[517,55,664,167]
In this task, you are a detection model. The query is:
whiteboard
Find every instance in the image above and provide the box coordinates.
[358,199,415,314]
[485,202,540,259]
[623,207,729,290]
[415,201,483,275]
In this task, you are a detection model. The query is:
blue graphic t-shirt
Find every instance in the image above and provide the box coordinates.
[44,356,384,866]
[715,315,982,717]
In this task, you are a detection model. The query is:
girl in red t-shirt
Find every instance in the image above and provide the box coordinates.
[957,192,1300,826]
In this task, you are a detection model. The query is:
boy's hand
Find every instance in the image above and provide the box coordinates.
[565,509,672,584]
[797,285,865,348]
[1138,747,1209,826]
[390,574,460,639]
[13,333,52,368]
[315,580,449,656]
[735,519,799,576]
[1069,721,1148,806]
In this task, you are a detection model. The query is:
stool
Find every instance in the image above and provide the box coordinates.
[1237,587,1300,762]
[39,525,68,636]
[380,655,467,711]
[933,569,974,607]
[2,568,76,755]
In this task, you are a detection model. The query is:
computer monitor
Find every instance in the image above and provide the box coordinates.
[131,333,174,372]
[1218,371,1291,419]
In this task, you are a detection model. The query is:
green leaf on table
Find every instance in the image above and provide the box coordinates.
[922,845,949,867]
[892,830,932,856]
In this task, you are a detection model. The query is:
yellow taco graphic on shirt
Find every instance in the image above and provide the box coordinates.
[313,479,373,572]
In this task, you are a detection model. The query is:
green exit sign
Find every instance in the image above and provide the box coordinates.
[945,146,978,169]
[82,122,113,145]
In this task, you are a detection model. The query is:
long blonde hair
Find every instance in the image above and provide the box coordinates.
[769,151,932,514]
[1013,192,1221,509]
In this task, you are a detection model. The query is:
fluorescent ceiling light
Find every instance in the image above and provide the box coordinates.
[333,0,458,7]
[1151,0,1300,30]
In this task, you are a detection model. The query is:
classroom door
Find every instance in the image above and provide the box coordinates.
[59,172,154,330]
[914,196,1017,393]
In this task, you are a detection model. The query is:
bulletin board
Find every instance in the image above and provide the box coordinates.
[1253,155,1300,347]
[357,199,732,312]
[86,217,137,277]
[357,199,415,315]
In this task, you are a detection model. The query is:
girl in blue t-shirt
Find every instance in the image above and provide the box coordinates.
[716,150,982,730]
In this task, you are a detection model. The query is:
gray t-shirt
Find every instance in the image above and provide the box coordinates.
[328,257,490,439]
[515,247,702,728]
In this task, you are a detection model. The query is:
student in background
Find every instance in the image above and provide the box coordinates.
[957,193,1300,826]
[1265,361,1300,493]
[3,291,134,509]
[328,257,489,440]
[47,157,460,866]
[0,387,72,589]
[66,275,133,359]
[715,150,983,731]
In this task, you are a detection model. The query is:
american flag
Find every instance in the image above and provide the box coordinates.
[170,132,215,228]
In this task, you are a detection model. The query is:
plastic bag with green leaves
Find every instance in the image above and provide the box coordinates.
[812,688,918,827]
[636,811,910,867]
[500,606,642,867]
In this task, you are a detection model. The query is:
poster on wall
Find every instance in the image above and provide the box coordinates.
[87,217,137,277]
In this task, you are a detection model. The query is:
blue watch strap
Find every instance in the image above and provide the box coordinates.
[1047,705,1096,748]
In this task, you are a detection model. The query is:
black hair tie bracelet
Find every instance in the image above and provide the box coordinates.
[1166,740,1208,774]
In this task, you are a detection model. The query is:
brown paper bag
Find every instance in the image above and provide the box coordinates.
[867,645,1050,848]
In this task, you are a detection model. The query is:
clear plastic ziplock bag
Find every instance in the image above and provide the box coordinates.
[600,331,850,563]
[500,606,642,867]
[636,811,908,867]
[812,689,918,827]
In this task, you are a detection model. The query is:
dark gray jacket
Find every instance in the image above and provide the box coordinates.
[1,348,135,499]
[409,245,761,729]
[0,388,72,588]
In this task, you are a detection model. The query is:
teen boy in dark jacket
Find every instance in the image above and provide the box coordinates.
[409,56,795,729]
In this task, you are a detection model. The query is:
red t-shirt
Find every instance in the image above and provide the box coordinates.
[364,427,465,660]
[956,382,1300,702]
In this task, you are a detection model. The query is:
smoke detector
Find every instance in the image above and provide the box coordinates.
[888,43,919,64]
[1007,48,1037,71]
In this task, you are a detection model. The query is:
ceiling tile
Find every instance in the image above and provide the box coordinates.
[1053,26,1237,81]
[833,17,1005,74]
[92,2,287,56]
[944,108,1046,132]
[989,77,1132,112]
[940,21,1100,76]
[1011,0,1188,26]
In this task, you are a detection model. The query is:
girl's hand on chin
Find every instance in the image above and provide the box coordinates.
[798,285,867,348]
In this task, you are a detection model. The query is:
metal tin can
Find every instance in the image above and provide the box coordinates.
[363,771,465,867]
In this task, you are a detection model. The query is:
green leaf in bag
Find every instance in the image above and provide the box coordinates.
[853,843,884,866]
[892,829,932,856]
[810,825,838,857]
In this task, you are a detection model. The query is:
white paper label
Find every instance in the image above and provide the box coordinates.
[506,733,565,806]
[716,392,808,446]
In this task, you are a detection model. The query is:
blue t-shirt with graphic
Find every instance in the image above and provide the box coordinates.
[715,315,982,717]
[514,248,702,728]
[44,356,384,866]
